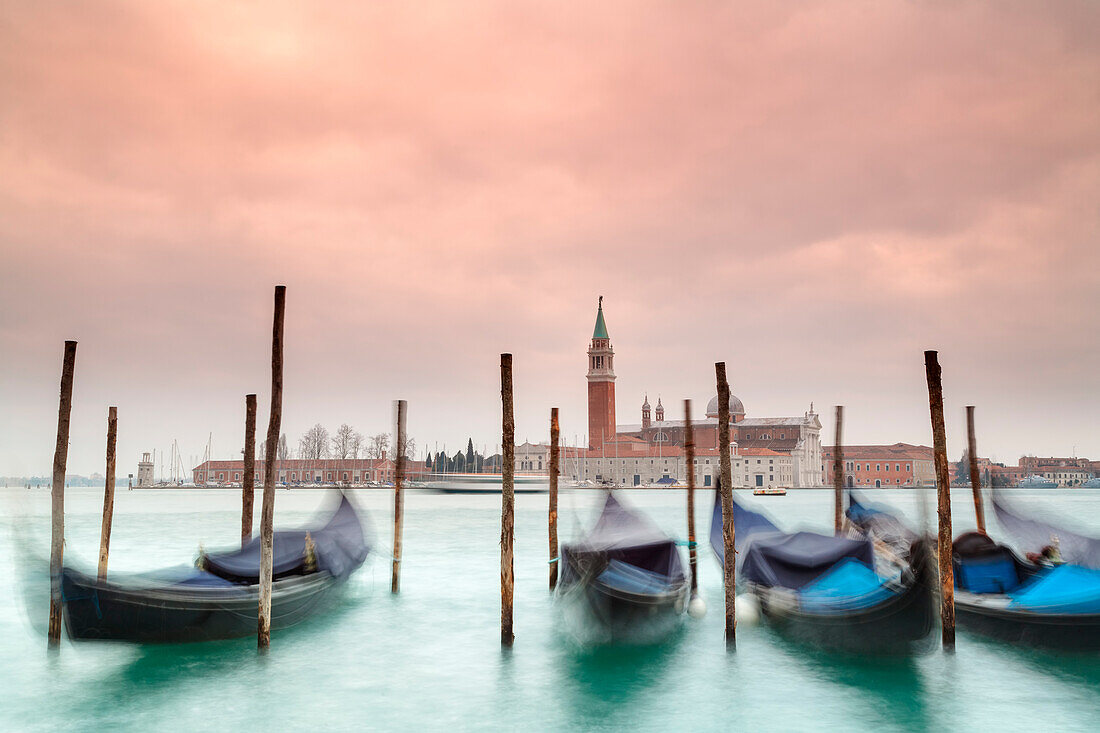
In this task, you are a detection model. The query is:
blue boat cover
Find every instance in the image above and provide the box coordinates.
[203,494,369,583]
[562,493,686,587]
[597,559,680,596]
[956,555,1020,594]
[710,491,782,567]
[741,532,875,590]
[1008,564,1100,614]
[799,558,895,613]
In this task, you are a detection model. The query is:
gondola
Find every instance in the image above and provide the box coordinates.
[556,492,690,641]
[948,493,1100,650]
[710,491,934,654]
[60,492,370,643]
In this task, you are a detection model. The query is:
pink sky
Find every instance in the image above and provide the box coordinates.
[2,1,1099,475]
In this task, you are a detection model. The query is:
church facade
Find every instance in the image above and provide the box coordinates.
[581,299,824,488]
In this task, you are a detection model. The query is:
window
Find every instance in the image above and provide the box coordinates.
[886,464,890,472]
[876,464,880,471]
[234,473,240,480]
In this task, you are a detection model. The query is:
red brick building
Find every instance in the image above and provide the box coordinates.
[822,443,935,488]
[194,456,427,485]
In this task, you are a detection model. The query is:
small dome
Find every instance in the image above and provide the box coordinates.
[642,394,651,409]
[706,394,745,419]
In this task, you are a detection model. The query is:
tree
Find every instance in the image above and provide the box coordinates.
[367,432,390,459]
[425,453,433,471]
[298,424,330,460]
[466,439,475,473]
[332,423,363,459]
[278,433,290,460]
[391,432,415,462]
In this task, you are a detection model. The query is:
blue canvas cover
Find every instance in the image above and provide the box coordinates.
[710,491,782,567]
[741,532,875,590]
[956,555,1020,594]
[596,559,680,596]
[1008,564,1100,613]
[799,558,895,613]
[203,494,369,583]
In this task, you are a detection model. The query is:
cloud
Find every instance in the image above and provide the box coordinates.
[2,0,1099,472]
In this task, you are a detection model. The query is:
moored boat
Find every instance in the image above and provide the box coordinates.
[425,472,549,493]
[711,491,934,654]
[948,493,1100,650]
[61,492,370,643]
[557,492,690,642]
[1017,475,1058,489]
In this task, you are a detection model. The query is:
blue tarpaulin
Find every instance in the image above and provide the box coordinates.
[799,558,895,613]
[1008,564,1100,613]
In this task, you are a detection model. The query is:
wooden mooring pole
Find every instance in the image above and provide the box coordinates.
[392,399,407,594]
[501,353,515,646]
[48,340,77,650]
[833,405,844,534]
[715,362,736,647]
[966,405,986,534]
[924,350,955,651]
[97,406,118,580]
[258,286,285,650]
[684,399,699,601]
[242,394,257,548]
[549,407,560,592]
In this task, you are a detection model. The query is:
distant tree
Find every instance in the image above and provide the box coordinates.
[425,453,433,471]
[332,424,363,459]
[298,424,330,460]
[466,439,475,472]
[367,432,390,459]
[391,432,416,462]
[454,451,466,473]
[278,433,290,460]
[349,431,363,459]
[956,449,970,485]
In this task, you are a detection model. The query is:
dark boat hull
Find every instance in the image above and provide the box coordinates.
[954,598,1100,651]
[558,578,688,642]
[61,568,345,643]
[753,541,936,655]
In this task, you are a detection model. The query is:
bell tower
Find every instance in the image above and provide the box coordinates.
[655,397,664,422]
[587,296,616,449]
[642,394,651,429]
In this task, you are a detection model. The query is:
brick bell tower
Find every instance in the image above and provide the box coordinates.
[587,296,616,449]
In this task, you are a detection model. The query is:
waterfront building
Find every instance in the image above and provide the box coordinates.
[137,452,154,487]
[821,444,935,488]
[192,456,428,485]
[573,298,824,487]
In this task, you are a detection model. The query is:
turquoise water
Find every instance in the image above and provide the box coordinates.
[2,487,1099,732]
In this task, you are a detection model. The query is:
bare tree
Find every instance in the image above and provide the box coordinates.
[367,432,390,459]
[331,424,363,459]
[349,431,363,459]
[392,433,416,462]
[298,424,330,460]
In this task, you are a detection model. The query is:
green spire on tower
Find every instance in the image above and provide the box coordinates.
[592,295,609,339]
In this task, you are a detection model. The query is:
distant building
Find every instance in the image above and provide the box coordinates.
[137,452,154,487]
[822,444,935,488]
[192,456,426,485]
[576,298,824,488]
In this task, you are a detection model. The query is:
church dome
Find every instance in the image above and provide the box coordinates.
[706,394,745,419]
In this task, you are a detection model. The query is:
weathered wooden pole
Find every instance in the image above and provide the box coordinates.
[966,405,986,534]
[48,340,77,650]
[258,286,285,650]
[242,394,257,548]
[501,353,515,646]
[684,399,700,605]
[97,405,118,580]
[833,405,844,534]
[715,362,736,647]
[548,407,560,591]
[392,399,407,594]
[924,350,955,651]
